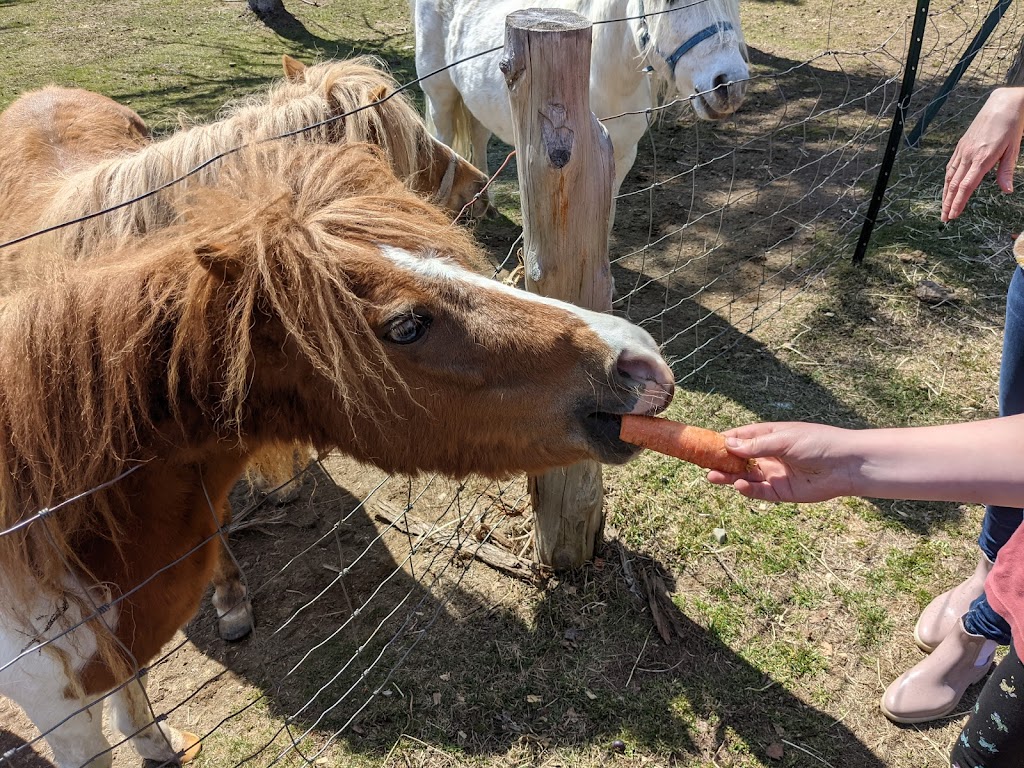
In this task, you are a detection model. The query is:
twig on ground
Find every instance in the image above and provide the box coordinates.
[911,725,955,763]
[624,626,653,689]
[638,560,684,643]
[797,541,849,590]
[375,503,548,586]
[781,739,835,768]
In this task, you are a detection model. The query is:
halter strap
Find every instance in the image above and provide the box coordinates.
[665,22,734,72]
[636,0,734,74]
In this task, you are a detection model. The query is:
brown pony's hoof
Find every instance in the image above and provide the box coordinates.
[177,731,202,763]
[217,599,254,642]
[261,478,302,505]
[248,468,303,505]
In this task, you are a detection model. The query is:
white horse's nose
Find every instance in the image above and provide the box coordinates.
[715,67,749,110]
[694,60,749,117]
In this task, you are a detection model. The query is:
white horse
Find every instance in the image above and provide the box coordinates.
[410,0,748,200]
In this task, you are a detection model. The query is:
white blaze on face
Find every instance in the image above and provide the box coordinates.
[381,246,650,352]
[379,246,676,409]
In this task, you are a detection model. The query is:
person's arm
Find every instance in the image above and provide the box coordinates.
[942,86,1024,222]
[707,414,1024,508]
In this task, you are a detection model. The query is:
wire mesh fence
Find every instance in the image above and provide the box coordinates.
[0,1,1022,766]
[608,0,1023,389]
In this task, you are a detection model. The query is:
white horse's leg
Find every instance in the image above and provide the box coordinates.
[470,117,492,177]
[607,144,639,299]
[424,89,460,151]
[17,693,112,768]
[1,591,115,767]
[608,143,637,239]
[110,676,201,764]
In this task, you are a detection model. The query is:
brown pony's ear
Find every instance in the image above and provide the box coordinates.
[282,54,306,82]
[369,85,388,103]
[195,242,244,282]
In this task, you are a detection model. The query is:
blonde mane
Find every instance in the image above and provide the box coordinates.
[0,141,479,639]
[19,57,435,265]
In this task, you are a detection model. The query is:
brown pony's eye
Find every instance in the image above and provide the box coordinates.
[383,313,432,344]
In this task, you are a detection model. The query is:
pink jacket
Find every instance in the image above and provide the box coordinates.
[986,522,1024,655]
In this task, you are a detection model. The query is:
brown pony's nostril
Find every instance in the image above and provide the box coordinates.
[616,349,675,391]
[616,348,675,416]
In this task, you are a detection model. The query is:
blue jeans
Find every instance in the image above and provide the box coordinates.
[963,267,1024,646]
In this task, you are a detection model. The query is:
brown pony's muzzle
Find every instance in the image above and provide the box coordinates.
[616,348,675,415]
[574,346,675,465]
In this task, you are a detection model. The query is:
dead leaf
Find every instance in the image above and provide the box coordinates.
[766,742,784,760]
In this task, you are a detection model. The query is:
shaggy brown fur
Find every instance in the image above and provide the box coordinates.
[0,86,150,293]
[0,60,488,539]
[0,56,487,271]
[1,140,640,695]
[0,141,463,686]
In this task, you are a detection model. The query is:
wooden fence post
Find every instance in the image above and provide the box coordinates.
[500,9,615,570]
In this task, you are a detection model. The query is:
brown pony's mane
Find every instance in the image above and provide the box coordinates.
[0,140,479,629]
[20,56,438,264]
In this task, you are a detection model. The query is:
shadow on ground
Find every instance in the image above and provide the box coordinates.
[149,461,893,767]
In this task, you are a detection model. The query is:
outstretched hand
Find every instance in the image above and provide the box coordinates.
[942,87,1024,222]
[706,422,858,503]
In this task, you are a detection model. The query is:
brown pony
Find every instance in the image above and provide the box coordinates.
[0,86,150,293]
[0,141,673,768]
[0,57,490,640]
[0,55,488,267]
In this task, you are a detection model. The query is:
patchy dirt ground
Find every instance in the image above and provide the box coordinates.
[2,0,1024,767]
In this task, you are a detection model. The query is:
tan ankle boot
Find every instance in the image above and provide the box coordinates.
[913,552,993,653]
[880,619,997,724]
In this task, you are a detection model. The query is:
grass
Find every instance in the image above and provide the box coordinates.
[2,0,1024,767]
[0,0,417,120]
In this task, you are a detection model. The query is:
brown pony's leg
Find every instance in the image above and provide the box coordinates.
[248,442,310,505]
[211,531,254,642]
[110,675,201,763]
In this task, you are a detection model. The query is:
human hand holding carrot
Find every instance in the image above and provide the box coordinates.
[619,416,861,501]
[623,414,1024,507]
[706,415,1024,510]
[705,422,860,503]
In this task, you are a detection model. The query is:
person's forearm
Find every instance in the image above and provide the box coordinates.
[844,414,1024,506]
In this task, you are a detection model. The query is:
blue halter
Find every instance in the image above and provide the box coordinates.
[636,1,734,74]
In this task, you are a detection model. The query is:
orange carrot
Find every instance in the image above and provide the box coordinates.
[619,414,754,474]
